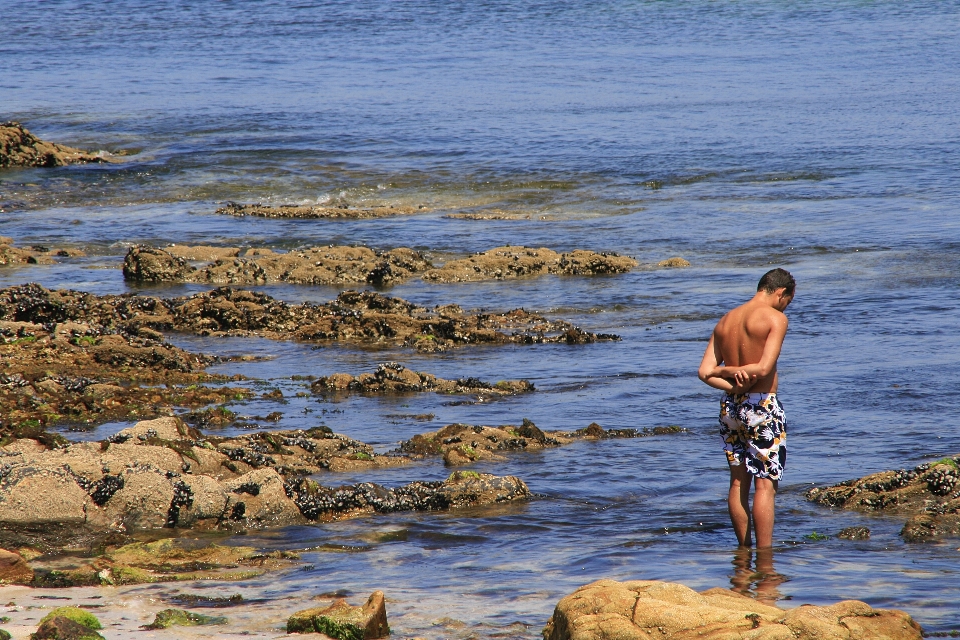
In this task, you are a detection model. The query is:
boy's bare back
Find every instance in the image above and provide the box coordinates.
[713,302,788,394]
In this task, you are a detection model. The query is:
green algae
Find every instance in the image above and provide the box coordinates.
[40,608,101,630]
[143,609,227,629]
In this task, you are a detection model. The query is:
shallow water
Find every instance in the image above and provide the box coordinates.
[3,0,960,636]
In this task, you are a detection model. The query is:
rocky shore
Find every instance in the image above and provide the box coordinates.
[122,243,639,286]
[0,238,85,266]
[543,579,923,640]
[0,122,115,169]
[806,455,960,542]
[310,362,534,397]
[0,283,618,354]
[0,416,529,561]
[216,201,425,219]
[398,420,685,466]
[123,244,431,287]
[0,290,248,433]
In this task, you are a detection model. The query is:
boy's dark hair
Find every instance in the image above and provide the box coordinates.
[757,268,795,295]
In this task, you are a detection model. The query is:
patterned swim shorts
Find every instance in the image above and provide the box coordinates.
[719,392,787,481]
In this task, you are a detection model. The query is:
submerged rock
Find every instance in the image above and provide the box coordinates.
[0,283,620,353]
[0,239,85,267]
[123,244,431,286]
[398,420,687,467]
[0,548,34,584]
[420,246,637,283]
[288,591,389,639]
[311,362,534,397]
[806,455,960,542]
[657,256,691,267]
[543,579,923,640]
[0,122,114,169]
[837,526,871,540]
[143,609,228,629]
[217,202,424,219]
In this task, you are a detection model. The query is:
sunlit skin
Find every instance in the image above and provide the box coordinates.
[698,286,794,548]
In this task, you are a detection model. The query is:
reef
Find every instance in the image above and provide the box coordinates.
[0,417,530,557]
[0,238,85,266]
[0,289,248,435]
[216,201,425,219]
[311,362,534,397]
[123,244,431,286]
[420,246,637,282]
[0,283,619,353]
[0,122,114,169]
[397,420,686,466]
[544,579,923,640]
[806,455,960,542]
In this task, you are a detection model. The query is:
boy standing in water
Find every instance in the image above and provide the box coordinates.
[698,268,795,548]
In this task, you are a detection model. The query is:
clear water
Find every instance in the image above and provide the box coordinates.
[2,0,960,636]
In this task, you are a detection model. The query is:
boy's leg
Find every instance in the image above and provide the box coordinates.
[752,477,778,548]
[728,463,753,547]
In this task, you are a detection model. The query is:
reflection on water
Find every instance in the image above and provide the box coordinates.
[731,548,788,606]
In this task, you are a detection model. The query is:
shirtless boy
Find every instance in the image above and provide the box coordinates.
[698,268,795,549]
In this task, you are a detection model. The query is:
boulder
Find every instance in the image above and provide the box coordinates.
[0,122,111,168]
[543,579,924,640]
[114,416,188,442]
[33,608,103,640]
[288,591,389,639]
[143,609,227,629]
[0,548,33,584]
[32,617,104,640]
[0,466,90,525]
[98,467,176,530]
[222,468,305,527]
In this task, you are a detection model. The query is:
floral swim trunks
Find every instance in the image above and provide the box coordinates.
[719,392,787,481]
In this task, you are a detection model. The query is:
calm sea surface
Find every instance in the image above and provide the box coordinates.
[3,1,960,636]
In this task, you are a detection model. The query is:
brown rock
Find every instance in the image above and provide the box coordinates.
[0,548,33,584]
[806,456,960,542]
[222,468,306,528]
[32,616,105,640]
[421,246,636,283]
[312,362,533,396]
[123,244,431,286]
[657,257,691,267]
[543,579,923,640]
[0,466,90,525]
[288,591,389,638]
[0,122,113,168]
[218,201,423,219]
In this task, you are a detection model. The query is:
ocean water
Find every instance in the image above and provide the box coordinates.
[2,0,960,636]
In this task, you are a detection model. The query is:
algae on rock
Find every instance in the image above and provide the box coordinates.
[288,591,389,640]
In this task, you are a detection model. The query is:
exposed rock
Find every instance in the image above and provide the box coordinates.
[0,122,114,169]
[442,209,528,220]
[0,416,530,549]
[283,471,529,522]
[39,608,101,631]
[217,201,424,219]
[837,526,871,540]
[0,548,34,584]
[123,244,431,286]
[143,609,227,629]
[543,579,923,640]
[657,257,691,267]
[421,246,637,283]
[0,283,620,353]
[806,455,960,542]
[311,362,534,397]
[0,295,249,435]
[288,591,389,639]
[0,241,85,267]
[398,421,687,466]
[32,617,104,640]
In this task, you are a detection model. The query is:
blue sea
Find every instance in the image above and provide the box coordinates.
[2,1,960,636]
